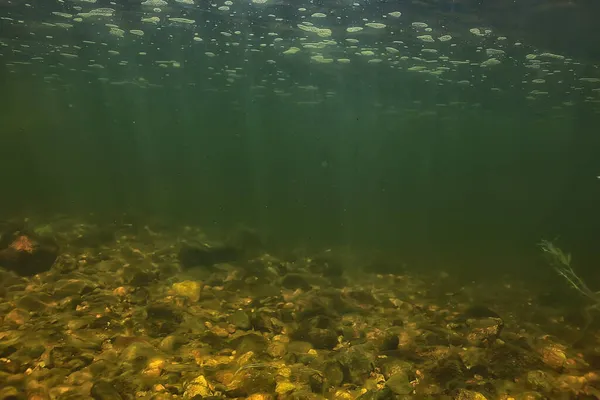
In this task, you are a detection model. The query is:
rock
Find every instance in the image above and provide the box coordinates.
[91,380,123,400]
[229,310,251,330]
[385,371,413,395]
[0,232,59,276]
[178,243,241,268]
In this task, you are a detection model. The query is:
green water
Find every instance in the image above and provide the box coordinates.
[1,0,599,280]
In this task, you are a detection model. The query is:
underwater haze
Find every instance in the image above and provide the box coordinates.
[1,0,600,273]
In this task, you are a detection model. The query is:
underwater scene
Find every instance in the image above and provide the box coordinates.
[1,0,600,398]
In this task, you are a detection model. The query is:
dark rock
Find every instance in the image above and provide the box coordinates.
[229,310,251,330]
[91,380,123,400]
[0,232,58,276]
[178,243,241,268]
